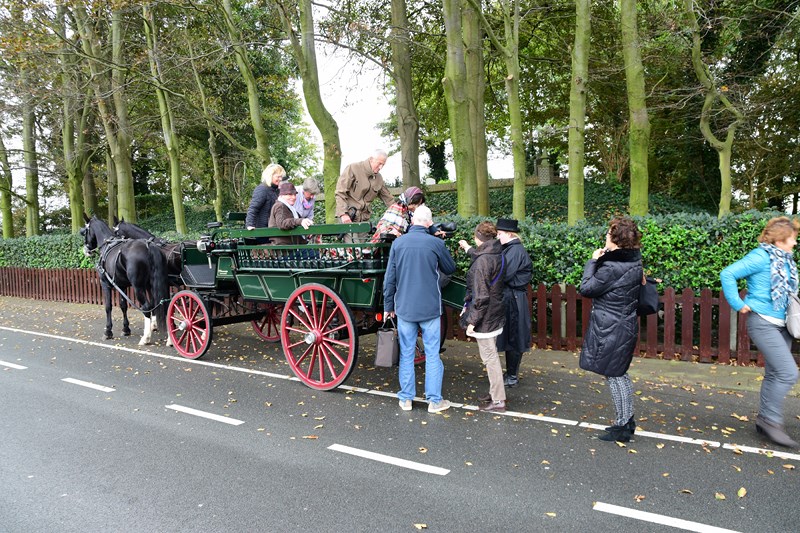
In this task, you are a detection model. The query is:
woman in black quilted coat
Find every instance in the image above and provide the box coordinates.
[579,217,643,442]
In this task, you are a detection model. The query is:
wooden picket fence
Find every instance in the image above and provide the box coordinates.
[0,267,775,365]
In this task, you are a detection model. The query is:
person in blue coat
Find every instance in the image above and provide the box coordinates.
[721,216,800,448]
[384,205,456,414]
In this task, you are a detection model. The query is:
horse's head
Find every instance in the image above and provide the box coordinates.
[81,215,113,256]
[115,218,155,240]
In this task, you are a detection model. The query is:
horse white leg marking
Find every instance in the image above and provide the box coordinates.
[139,316,152,346]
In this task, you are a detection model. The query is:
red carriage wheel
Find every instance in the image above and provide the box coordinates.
[413,311,448,365]
[251,303,283,342]
[281,283,358,391]
[167,290,212,359]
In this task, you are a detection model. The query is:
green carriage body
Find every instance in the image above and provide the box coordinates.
[166,218,465,391]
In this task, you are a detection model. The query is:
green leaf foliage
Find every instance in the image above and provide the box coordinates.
[0,233,94,269]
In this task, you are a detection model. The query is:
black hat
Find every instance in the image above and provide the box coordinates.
[496,218,519,232]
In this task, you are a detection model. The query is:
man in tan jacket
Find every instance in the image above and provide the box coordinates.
[335,149,395,243]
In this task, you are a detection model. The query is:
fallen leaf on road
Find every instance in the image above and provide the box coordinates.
[545,513,556,517]
[314,424,324,429]
[616,441,626,448]
[465,461,473,466]
[634,495,645,502]
[783,464,795,470]
[732,465,741,472]
[715,492,726,500]
[679,489,693,494]
[737,487,747,498]
[302,435,318,439]
[419,447,428,454]
[656,443,665,449]
[413,524,427,530]
[731,413,749,421]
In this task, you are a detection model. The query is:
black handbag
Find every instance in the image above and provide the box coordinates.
[375,318,400,367]
[637,274,659,316]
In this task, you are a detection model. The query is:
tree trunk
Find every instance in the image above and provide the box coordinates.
[463,1,489,215]
[74,5,136,223]
[221,0,272,168]
[442,0,477,217]
[57,5,86,233]
[275,0,342,223]
[466,0,525,219]
[110,9,136,222]
[83,165,99,217]
[390,0,421,188]
[22,96,40,236]
[143,3,186,233]
[106,148,117,223]
[567,0,590,226]
[187,40,224,222]
[620,0,650,216]
[0,132,14,238]
[685,0,742,218]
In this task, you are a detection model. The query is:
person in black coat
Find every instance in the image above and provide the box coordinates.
[461,222,508,412]
[246,164,286,236]
[579,217,644,443]
[495,218,532,388]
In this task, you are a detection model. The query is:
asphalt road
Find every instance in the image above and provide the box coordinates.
[1,298,799,532]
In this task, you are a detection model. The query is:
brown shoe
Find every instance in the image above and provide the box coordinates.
[479,400,506,413]
[478,393,492,403]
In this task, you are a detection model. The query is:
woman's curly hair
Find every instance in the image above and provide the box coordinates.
[608,217,642,249]
[758,216,799,245]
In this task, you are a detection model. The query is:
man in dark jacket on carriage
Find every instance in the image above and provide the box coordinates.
[495,218,532,388]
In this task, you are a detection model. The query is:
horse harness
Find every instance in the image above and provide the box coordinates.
[95,237,164,313]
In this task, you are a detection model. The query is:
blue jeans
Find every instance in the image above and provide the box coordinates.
[747,313,799,425]
[397,316,443,404]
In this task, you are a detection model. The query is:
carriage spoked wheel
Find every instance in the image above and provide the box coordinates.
[167,290,212,359]
[251,303,283,342]
[413,311,448,365]
[281,283,357,391]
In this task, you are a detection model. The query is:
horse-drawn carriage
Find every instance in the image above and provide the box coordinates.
[129,216,465,391]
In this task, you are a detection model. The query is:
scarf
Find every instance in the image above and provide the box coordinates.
[278,197,299,218]
[759,242,798,310]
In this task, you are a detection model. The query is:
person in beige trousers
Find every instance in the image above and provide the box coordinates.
[459,221,508,412]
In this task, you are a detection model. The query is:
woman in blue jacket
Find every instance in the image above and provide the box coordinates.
[721,216,799,448]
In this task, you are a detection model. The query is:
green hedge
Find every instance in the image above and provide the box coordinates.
[0,208,783,293]
[434,210,778,292]
[0,233,95,269]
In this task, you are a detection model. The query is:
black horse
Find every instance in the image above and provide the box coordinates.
[113,216,183,283]
[82,214,169,344]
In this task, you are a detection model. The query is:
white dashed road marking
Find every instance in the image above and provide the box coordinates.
[0,360,27,370]
[593,501,742,533]
[165,404,245,426]
[328,443,450,476]
[61,377,115,393]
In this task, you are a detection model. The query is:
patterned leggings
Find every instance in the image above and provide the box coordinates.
[607,374,634,426]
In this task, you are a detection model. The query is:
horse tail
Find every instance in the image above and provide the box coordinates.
[149,242,169,334]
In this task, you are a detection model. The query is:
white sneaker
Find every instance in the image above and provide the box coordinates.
[427,400,451,413]
[398,399,412,411]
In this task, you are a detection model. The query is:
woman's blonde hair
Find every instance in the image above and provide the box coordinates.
[261,163,286,185]
[758,216,800,244]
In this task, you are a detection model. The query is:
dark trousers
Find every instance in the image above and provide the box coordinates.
[505,349,522,376]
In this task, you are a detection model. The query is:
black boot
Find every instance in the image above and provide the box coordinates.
[605,416,636,434]
[599,425,632,443]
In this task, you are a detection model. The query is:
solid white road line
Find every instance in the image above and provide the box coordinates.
[1,325,796,462]
[328,443,450,476]
[61,377,115,393]
[722,443,800,461]
[593,502,742,533]
[0,360,27,370]
[165,404,245,426]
